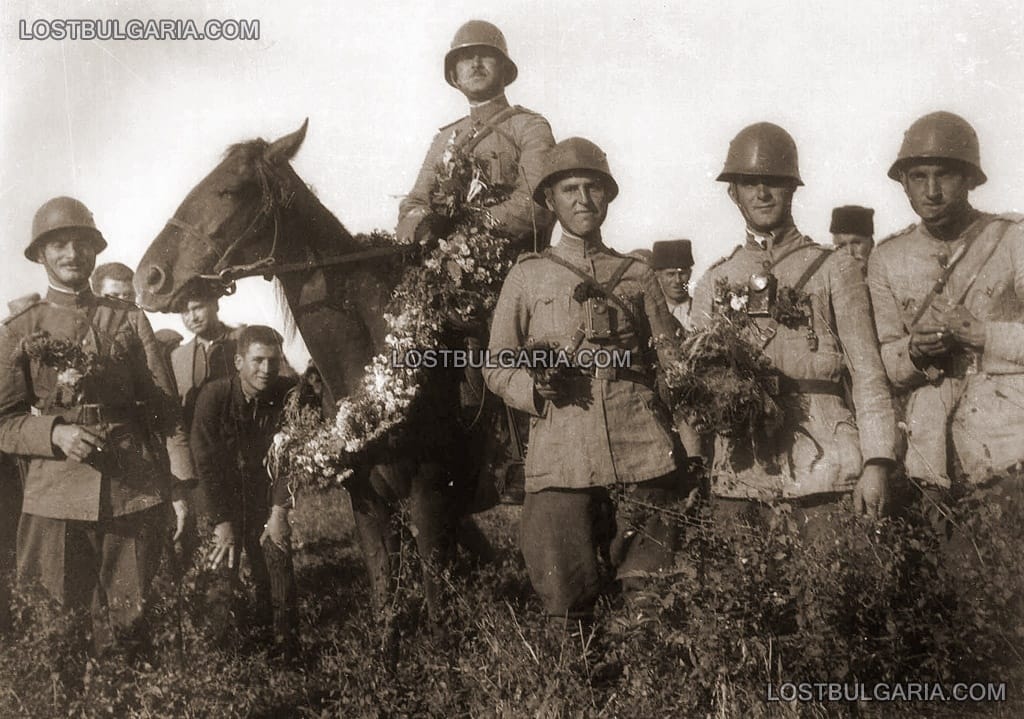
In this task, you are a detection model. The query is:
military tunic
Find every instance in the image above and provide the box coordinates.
[397,94,555,248]
[868,211,1024,486]
[484,233,680,492]
[691,225,896,500]
[0,288,192,519]
[487,231,689,617]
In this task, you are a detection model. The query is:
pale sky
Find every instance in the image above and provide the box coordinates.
[3,0,1023,367]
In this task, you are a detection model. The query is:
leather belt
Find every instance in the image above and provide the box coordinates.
[778,378,844,397]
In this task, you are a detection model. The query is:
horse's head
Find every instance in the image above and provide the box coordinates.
[135,120,308,312]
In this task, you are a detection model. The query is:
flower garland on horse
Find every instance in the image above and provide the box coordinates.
[271,134,518,488]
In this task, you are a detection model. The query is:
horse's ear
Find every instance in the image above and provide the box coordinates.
[265,119,308,165]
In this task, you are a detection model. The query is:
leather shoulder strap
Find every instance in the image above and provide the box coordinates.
[541,250,637,321]
[459,106,528,155]
[760,247,832,351]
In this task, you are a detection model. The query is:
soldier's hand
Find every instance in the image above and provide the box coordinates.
[853,463,893,519]
[908,322,955,361]
[534,378,564,406]
[171,498,190,543]
[260,505,292,550]
[51,422,105,462]
[933,305,986,350]
[208,521,237,570]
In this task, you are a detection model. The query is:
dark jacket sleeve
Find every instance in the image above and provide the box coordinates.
[0,322,60,458]
[129,308,194,481]
[189,380,232,525]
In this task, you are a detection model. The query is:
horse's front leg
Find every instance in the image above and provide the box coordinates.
[348,464,403,617]
[408,461,457,622]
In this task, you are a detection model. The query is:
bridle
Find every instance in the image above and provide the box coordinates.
[163,156,408,296]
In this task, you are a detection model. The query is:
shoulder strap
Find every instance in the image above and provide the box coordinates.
[951,217,1017,308]
[910,215,1002,326]
[541,250,637,321]
[792,247,833,294]
[459,106,527,155]
[760,248,832,351]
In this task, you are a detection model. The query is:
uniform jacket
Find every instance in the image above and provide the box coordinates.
[483,232,680,492]
[397,94,555,250]
[868,210,1024,486]
[170,326,239,429]
[0,288,192,520]
[190,374,295,527]
[691,225,896,500]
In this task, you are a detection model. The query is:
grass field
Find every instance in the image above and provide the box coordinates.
[0,486,1021,718]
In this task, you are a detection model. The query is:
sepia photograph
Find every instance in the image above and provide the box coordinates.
[1,1,1023,716]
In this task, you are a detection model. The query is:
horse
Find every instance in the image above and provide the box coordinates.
[135,120,489,629]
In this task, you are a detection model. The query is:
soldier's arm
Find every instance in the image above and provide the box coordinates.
[830,254,896,463]
[396,129,450,243]
[189,382,231,525]
[638,264,681,370]
[866,249,929,390]
[0,324,61,457]
[486,114,555,240]
[689,266,717,331]
[129,310,195,483]
[981,223,1024,365]
[483,264,542,415]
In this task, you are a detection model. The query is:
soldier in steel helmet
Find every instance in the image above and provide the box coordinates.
[868,112,1024,512]
[484,138,689,623]
[691,123,897,531]
[397,19,555,251]
[0,198,193,679]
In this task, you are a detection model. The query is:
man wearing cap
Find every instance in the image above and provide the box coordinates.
[0,197,193,669]
[397,19,555,252]
[170,286,239,432]
[484,138,687,622]
[691,123,897,529]
[868,112,1024,509]
[830,205,876,268]
[652,239,696,331]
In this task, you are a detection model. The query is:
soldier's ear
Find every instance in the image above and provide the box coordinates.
[726,183,740,206]
[543,187,556,213]
[234,354,244,372]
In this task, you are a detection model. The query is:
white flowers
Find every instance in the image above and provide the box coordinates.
[730,294,749,312]
[57,368,84,389]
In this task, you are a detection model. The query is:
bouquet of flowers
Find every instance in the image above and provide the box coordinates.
[271,134,519,488]
[660,276,814,438]
[22,331,104,408]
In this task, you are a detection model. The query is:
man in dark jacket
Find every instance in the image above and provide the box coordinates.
[190,325,298,656]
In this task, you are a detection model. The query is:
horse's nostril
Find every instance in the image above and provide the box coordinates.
[145,265,168,293]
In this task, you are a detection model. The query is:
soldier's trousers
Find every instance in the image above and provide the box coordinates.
[15,505,165,654]
[204,523,298,649]
[711,493,850,543]
[519,472,680,620]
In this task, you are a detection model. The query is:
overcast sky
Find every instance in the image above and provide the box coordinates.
[3,0,1022,366]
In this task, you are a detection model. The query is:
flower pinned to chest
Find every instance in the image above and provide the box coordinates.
[22,331,105,407]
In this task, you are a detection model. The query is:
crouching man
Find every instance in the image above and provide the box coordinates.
[484,138,687,624]
[190,325,299,658]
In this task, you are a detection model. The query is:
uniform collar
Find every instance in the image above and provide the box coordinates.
[666,296,690,312]
[195,323,230,350]
[469,94,510,125]
[553,229,607,261]
[919,206,982,243]
[745,223,801,252]
[45,285,95,309]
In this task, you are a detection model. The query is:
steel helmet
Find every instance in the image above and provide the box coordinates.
[887,111,986,184]
[717,122,803,186]
[444,20,518,88]
[533,137,619,205]
[26,196,107,262]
